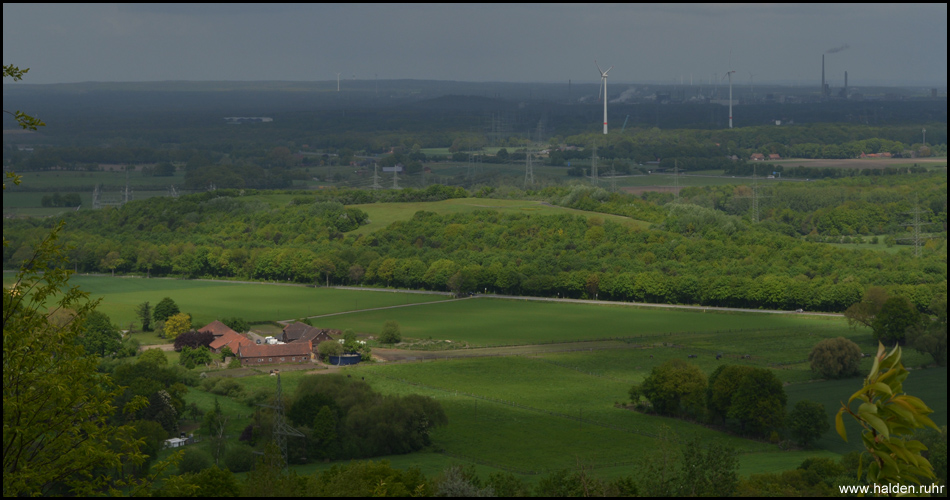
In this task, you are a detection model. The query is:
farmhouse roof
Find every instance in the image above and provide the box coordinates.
[768,153,781,160]
[750,153,765,160]
[209,331,254,352]
[199,320,238,337]
[282,322,335,343]
[298,328,334,345]
[238,342,313,359]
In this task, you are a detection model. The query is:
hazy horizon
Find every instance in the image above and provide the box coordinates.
[4,4,948,87]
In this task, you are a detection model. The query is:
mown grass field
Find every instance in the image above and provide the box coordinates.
[314,297,845,347]
[349,197,650,236]
[1,275,449,344]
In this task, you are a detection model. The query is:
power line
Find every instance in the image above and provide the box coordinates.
[899,195,937,258]
[258,373,305,467]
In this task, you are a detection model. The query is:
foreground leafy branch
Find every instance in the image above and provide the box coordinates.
[835,342,938,486]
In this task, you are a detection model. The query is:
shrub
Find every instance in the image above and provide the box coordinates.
[380,320,402,344]
[224,445,256,473]
[178,447,213,475]
[318,340,343,361]
[809,337,862,379]
[209,378,245,398]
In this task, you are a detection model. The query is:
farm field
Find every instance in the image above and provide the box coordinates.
[769,156,947,170]
[312,296,846,347]
[4,169,186,189]
[2,190,170,214]
[349,197,650,236]
[162,293,944,482]
[0,275,449,343]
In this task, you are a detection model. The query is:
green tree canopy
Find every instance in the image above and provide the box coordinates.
[153,297,180,323]
[728,367,787,437]
[809,337,863,379]
[872,296,921,345]
[3,224,145,495]
[164,312,192,340]
[788,400,830,447]
[78,310,122,357]
[706,364,755,424]
[638,359,707,416]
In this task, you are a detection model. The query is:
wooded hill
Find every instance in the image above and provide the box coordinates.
[4,177,945,313]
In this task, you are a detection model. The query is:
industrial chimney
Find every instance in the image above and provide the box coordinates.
[821,55,826,97]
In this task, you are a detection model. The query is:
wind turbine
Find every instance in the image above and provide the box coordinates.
[595,60,613,134]
[722,70,736,128]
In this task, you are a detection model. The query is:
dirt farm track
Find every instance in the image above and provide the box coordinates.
[768,157,946,169]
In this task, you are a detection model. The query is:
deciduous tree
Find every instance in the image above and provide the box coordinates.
[844,286,889,329]
[78,310,123,357]
[153,297,180,323]
[3,222,145,495]
[872,296,921,345]
[164,312,192,340]
[808,337,862,379]
[728,367,787,437]
[638,359,707,416]
[788,400,830,447]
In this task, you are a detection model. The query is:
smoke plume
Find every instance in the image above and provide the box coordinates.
[826,43,850,54]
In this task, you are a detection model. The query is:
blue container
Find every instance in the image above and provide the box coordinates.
[328,354,361,366]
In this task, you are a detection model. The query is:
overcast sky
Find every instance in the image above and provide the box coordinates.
[4,3,947,87]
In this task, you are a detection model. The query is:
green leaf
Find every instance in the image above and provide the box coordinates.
[869,382,893,397]
[835,408,848,441]
[862,412,889,439]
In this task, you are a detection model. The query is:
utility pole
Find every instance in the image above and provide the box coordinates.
[524,152,535,187]
[259,374,305,467]
[590,145,599,185]
[673,159,680,203]
[371,163,382,190]
[900,195,935,258]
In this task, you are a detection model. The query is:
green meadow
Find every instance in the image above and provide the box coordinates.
[6,275,449,343]
[349,197,650,235]
[313,297,844,347]
[11,273,942,482]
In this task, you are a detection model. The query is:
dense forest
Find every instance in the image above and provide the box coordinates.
[4,176,945,313]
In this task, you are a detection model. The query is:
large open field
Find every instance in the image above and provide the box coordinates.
[349,197,650,235]
[97,276,942,482]
[769,157,948,170]
[1,275,449,343]
[12,273,942,484]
